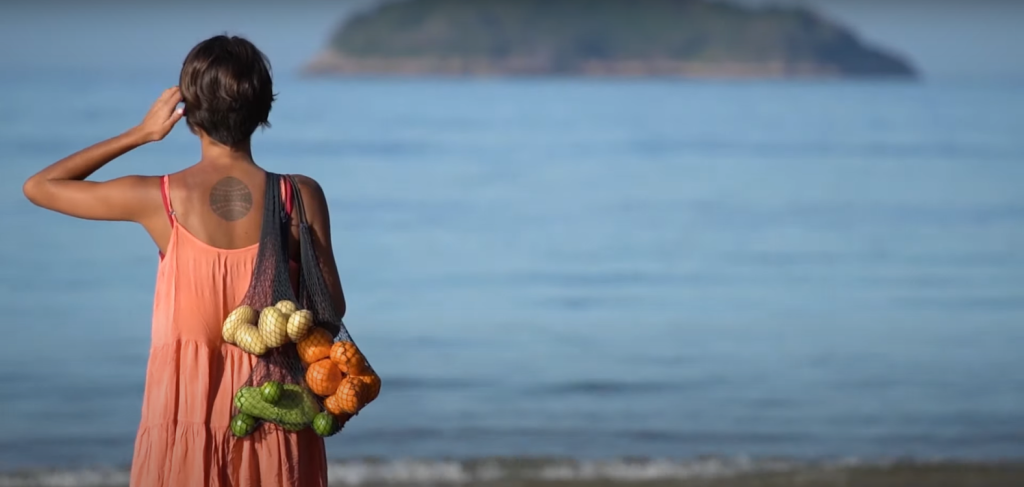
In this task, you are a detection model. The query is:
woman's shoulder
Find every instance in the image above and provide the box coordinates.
[284,174,327,202]
[283,173,331,215]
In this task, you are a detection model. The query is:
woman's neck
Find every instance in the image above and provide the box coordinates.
[198,135,256,167]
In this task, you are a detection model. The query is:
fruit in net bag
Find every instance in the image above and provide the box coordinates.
[311,412,336,437]
[333,376,369,414]
[273,384,320,424]
[235,325,268,356]
[259,306,291,348]
[231,413,258,438]
[233,383,319,433]
[226,173,324,437]
[260,381,283,404]
[297,328,333,365]
[330,341,370,376]
[222,305,258,344]
[323,391,345,416]
[287,310,314,342]
[275,299,298,315]
[357,373,382,403]
[306,359,343,397]
[285,172,382,427]
[328,341,381,404]
[228,173,382,441]
[311,411,350,437]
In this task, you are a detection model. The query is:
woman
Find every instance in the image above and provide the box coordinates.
[22,35,345,486]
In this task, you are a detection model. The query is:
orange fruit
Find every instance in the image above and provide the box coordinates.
[297,328,333,365]
[356,373,381,403]
[324,391,345,415]
[330,341,369,375]
[306,359,343,397]
[335,376,369,414]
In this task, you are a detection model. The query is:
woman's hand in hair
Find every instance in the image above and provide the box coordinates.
[131,86,185,143]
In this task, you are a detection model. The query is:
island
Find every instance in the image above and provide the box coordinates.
[303,0,918,79]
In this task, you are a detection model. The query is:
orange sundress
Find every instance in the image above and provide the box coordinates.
[129,175,327,487]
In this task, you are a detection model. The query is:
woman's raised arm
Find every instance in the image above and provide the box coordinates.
[23,87,184,222]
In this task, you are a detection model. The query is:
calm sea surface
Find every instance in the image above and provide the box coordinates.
[1,71,1023,471]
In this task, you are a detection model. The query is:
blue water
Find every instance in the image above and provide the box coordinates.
[1,71,1023,470]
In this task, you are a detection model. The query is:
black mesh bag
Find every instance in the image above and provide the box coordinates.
[222,172,379,440]
[287,175,380,430]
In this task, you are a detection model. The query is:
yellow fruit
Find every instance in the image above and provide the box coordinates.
[221,305,258,344]
[258,307,290,348]
[275,300,298,315]
[287,310,314,342]
[235,325,268,356]
[221,318,245,344]
[226,305,258,325]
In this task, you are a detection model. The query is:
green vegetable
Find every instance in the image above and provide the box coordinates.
[280,422,307,432]
[234,387,258,409]
[234,383,319,427]
[312,412,338,437]
[281,384,321,423]
[230,413,258,438]
[261,381,283,404]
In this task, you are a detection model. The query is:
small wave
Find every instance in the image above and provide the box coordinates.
[371,376,485,391]
[325,457,791,485]
[3,457,1024,487]
[529,380,678,395]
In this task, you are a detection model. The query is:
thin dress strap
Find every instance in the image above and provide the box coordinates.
[281,176,294,218]
[160,175,176,226]
[161,175,287,226]
[159,174,289,241]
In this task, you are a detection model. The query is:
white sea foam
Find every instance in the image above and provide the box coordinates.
[0,456,992,487]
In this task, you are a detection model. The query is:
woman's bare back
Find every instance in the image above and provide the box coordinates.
[163,163,276,254]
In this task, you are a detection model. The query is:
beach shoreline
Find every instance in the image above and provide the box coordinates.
[3,458,1024,487]
[300,51,917,80]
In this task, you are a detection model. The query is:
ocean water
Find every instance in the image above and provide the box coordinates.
[0,70,1023,480]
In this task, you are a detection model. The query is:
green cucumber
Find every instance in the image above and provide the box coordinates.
[234,383,320,426]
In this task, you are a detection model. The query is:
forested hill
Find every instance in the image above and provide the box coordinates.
[304,0,917,78]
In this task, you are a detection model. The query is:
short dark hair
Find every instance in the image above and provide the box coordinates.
[179,35,275,147]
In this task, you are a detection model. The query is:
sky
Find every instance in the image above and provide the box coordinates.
[0,0,1021,80]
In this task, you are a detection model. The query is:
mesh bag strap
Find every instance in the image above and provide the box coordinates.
[286,175,345,339]
[240,172,296,307]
